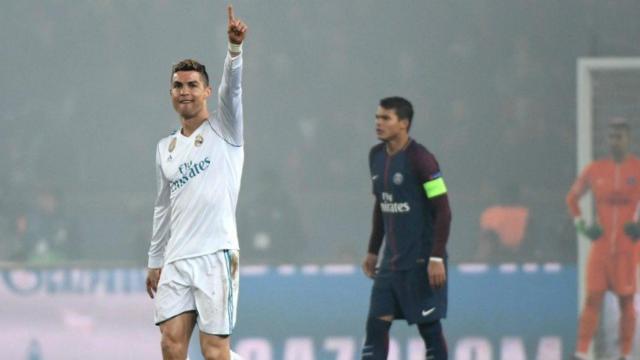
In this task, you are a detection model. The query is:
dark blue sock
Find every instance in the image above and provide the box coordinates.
[418,320,448,360]
[362,317,391,359]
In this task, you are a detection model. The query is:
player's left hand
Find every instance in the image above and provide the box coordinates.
[624,221,640,241]
[227,5,247,45]
[428,259,446,289]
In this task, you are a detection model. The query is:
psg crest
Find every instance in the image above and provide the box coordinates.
[393,172,404,185]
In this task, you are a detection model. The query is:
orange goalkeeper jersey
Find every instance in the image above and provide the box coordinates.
[566,155,640,254]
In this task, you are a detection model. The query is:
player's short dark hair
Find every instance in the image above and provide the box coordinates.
[171,59,210,87]
[380,97,414,129]
[609,117,630,132]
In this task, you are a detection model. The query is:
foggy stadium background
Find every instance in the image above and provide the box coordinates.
[2,1,640,359]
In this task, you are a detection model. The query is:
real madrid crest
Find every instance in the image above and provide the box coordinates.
[393,172,404,185]
[195,134,204,147]
[168,137,177,152]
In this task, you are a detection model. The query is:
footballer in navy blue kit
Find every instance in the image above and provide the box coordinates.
[361,97,452,360]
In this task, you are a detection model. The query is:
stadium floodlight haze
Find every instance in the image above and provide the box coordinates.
[2,1,640,359]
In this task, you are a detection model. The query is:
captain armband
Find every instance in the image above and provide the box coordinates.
[423,173,448,199]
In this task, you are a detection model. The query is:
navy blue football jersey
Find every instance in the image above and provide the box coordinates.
[369,139,449,271]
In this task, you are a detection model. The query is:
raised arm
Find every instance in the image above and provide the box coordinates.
[216,4,248,146]
[227,5,247,56]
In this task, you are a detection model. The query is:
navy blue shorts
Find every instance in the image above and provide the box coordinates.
[368,264,448,325]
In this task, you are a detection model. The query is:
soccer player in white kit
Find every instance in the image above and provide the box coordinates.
[145,5,247,360]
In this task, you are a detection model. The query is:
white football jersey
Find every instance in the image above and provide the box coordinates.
[148,54,243,268]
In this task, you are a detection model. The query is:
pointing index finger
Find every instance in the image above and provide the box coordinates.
[227,4,235,23]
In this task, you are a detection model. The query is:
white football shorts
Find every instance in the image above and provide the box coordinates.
[154,250,239,335]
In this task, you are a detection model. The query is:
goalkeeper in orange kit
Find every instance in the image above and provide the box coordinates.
[566,118,640,360]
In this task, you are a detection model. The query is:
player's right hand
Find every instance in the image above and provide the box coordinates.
[227,5,247,45]
[575,218,603,241]
[362,253,378,279]
[146,268,162,299]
